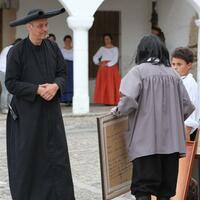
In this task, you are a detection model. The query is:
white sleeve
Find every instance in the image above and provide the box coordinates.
[184,81,200,132]
[107,47,119,67]
[93,47,103,65]
[0,48,8,72]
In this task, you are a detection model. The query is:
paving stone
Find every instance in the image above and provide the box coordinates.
[0,105,135,200]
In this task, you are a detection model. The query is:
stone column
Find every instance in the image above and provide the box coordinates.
[195,19,200,105]
[57,0,104,114]
[67,16,94,114]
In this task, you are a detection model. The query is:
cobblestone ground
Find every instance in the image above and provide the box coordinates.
[0,106,135,200]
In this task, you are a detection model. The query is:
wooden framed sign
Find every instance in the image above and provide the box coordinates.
[97,114,132,200]
[152,141,197,200]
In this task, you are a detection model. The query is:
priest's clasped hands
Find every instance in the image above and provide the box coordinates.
[37,83,59,101]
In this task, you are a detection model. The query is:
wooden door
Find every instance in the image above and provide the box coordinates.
[89,11,120,78]
[2,9,16,47]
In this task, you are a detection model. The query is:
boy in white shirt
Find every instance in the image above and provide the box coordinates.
[171,47,199,140]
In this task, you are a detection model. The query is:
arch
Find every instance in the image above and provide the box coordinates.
[186,0,200,14]
[57,0,104,16]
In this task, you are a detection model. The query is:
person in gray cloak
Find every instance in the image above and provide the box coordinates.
[111,35,195,200]
[6,8,75,200]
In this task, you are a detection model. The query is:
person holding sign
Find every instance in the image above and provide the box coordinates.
[111,35,194,200]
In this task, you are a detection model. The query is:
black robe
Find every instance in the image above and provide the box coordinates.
[5,37,75,200]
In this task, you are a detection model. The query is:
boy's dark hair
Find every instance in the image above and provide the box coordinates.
[135,34,170,67]
[171,47,194,64]
[47,33,56,41]
[63,35,72,42]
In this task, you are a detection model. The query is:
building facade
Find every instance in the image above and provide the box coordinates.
[0,0,199,114]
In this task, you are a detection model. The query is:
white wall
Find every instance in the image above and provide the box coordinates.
[157,0,196,54]
[99,0,151,76]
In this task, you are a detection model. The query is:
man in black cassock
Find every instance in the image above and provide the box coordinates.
[5,8,75,200]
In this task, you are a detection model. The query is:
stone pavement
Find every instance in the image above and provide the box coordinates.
[0,105,135,200]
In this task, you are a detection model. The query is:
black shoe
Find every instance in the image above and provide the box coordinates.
[136,196,151,200]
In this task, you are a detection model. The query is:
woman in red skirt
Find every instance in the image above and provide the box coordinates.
[93,33,121,105]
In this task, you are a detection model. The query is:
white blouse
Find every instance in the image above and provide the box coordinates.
[182,73,200,133]
[60,48,73,61]
[0,45,13,72]
[93,46,119,67]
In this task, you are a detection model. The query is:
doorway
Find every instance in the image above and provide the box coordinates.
[89,11,120,79]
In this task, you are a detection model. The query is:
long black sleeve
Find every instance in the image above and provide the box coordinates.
[5,46,38,102]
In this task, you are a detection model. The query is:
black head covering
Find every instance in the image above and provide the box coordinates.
[135,34,170,67]
[10,8,65,27]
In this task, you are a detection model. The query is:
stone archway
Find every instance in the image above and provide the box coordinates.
[57,0,104,114]
[186,0,200,90]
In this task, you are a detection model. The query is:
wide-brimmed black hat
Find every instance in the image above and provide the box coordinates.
[10,8,65,27]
